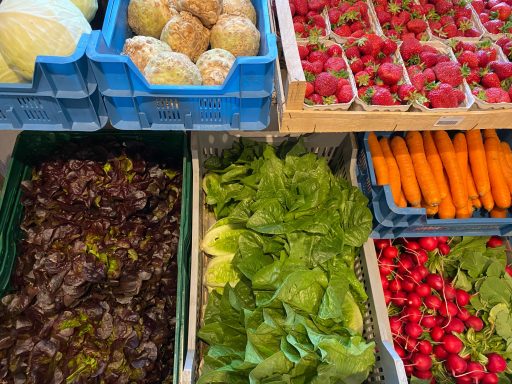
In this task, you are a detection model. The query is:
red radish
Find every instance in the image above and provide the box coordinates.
[415,265,429,279]
[456,376,473,384]
[437,236,449,243]
[384,289,392,305]
[466,361,485,381]
[383,246,399,259]
[389,279,402,292]
[446,354,468,375]
[425,294,442,310]
[414,369,433,379]
[487,236,503,248]
[466,316,484,331]
[457,307,471,321]
[404,337,418,352]
[439,242,451,255]
[401,278,415,292]
[417,340,432,355]
[380,274,389,290]
[456,289,470,307]
[419,237,438,251]
[426,274,444,291]
[403,306,422,323]
[420,315,437,328]
[405,322,423,339]
[379,262,395,275]
[414,249,429,265]
[444,317,465,333]
[434,345,449,360]
[404,241,421,252]
[443,334,463,354]
[439,301,459,317]
[389,316,402,334]
[408,269,424,284]
[486,353,507,373]
[394,343,406,358]
[431,326,445,342]
[375,239,391,250]
[412,353,432,371]
[404,361,414,376]
[398,257,414,274]
[415,283,431,297]
[436,315,445,326]
[482,373,499,384]
[506,264,512,277]
[443,285,457,300]
[406,293,422,308]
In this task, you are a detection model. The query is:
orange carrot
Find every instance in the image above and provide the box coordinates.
[485,137,511,209]
[380,137,401,206]
[456,200,472,219]
[368,132,389,186]
[472,197,482,209]
[483,129,498,139]
[391,136,422,207]
[466,129,490,197]
[481,190,495,212]
[501,141,512,168]
[421,200,439,216]
[490,207,508,218]
[423,131,449,199]
[406,131,441,206]
[438,183,456,219]
[398,191,407,208]
[467,167,479,200]
[433,131,467,210]
[453,133,468,201]
[499,143,512,195]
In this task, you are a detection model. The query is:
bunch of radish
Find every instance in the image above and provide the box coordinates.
[376,236,508,383]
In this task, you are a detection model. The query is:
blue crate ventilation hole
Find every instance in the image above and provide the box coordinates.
[0,34,107,131]
[358,131,512,239]
[87,0,277,130]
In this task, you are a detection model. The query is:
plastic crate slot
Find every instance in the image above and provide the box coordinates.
[24,109,50,122]
[18,97,44,109]
[200,110,221,123]
[200,98,222,110]
[158,110,181,122]
[0,109,6,120]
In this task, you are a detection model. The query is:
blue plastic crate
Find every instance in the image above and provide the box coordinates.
[357,131,512,239]
[87,0,277,130]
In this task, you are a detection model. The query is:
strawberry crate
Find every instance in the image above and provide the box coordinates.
[182,131,408,384]
[328,0,383,43]
[294,9,332,44]
[471,0,512,42]
[357,130,512,239]
[301,40,358,110]
[428,3,484,42]
[403,40,475,112]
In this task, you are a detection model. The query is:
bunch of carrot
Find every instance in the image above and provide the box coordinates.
[368,129,512,219]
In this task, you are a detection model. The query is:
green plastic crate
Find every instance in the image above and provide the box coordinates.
[0,130,192,384]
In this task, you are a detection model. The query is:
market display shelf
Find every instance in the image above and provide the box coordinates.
[273,0,512,133]
[0,2,109,131]
[86,0,277,131]
[182,131,407,384]
[0,130,192,384]
[358,130,512,239]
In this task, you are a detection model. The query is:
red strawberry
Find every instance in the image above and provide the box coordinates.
[309,0,327,12]
[420,51,439,68]
[436,54,451,64]
[294,22,306,35]
[337,77,350,88]
[324,57,347,73]
[424,67,436,82]
[322,95,339,104]
[407,65,423,78]
[436,0,453,15]
[407,19,428,33]
[481,72,501,88]
[334,25,353,37]
[434,61,463,86]
[465,68,481,84]
[398,84,419,101]
[309,50,329,64]
[453,88,466,103]
[298,45,310,59]
[491,3,511,21]
[504,42,512,60]
[350,58,365,73]
[480,13,490,24]
[336,84,354,102]
[411,72,427,90]
[307,93,323,104]
[484,87,511,102]
[472,0,485,13]
[314,72,338,96]
[476,50,490,67]
[382,39,398,56]
[310,14,327,28]
[443,23,458,38]
[345,46,360,59]
[509,85,512,100]
[489,61,512,79]
[302,60,314,72]
[400,37,423,61]
[328,8,342,24]
[311,60,324,74]
[358,86,369,98]
[370,86,396,105]
[465,28,481,37]
[305,82,314,96]
[355,70,372,86]
[428,84,459,108]
[295,0,309,15]
[484,19,504,33]
[458,51,479,69]
[454,5,472,19]
[376,8,392,23]
[327,45,343,57]
[377,63,403,85]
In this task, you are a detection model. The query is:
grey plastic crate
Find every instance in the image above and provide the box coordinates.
[183,132,407,384]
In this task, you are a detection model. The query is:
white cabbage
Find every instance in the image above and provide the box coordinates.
[0,0,91,80]
[70,0,98,22]
[0,50,23,83]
